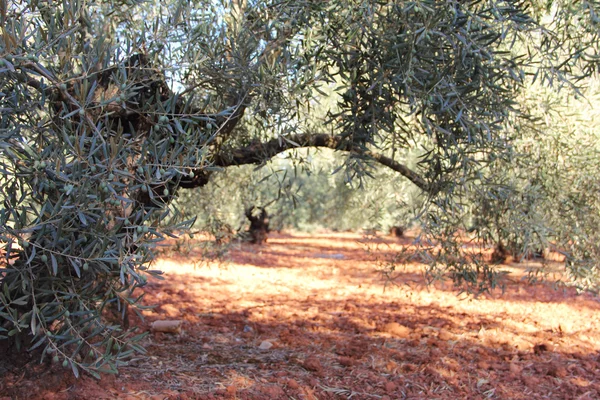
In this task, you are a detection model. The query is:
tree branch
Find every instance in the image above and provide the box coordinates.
[205,133,431,193]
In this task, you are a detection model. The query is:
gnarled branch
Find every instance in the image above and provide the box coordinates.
[201,133,431,192]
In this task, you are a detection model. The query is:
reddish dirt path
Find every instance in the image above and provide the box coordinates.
[2,232,600,399]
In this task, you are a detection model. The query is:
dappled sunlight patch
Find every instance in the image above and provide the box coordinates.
[127,233,600,398]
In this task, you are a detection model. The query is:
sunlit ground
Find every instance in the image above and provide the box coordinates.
[3,232,599,399]
[131,232,600,399]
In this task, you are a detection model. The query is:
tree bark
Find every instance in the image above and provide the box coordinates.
[208,133,430,192]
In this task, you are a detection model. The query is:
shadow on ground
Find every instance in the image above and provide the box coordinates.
[2,232,599,400]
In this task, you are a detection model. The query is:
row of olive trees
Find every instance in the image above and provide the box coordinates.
[175,147,421,235]
[465,81,600,292]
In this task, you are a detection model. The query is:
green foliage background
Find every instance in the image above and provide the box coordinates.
[178,148,422,234]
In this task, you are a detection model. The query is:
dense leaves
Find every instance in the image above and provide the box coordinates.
[0,0,204,375]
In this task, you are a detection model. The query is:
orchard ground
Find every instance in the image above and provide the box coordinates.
[2,232,600,399]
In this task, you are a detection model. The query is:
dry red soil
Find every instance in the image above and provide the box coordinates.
[2,232,600,399]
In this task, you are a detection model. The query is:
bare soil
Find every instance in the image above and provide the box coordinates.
[2,232,600,399]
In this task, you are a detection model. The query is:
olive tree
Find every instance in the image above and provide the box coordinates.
[1,0,598,375]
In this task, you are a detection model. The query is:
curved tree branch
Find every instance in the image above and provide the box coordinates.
[200,133,431,192]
